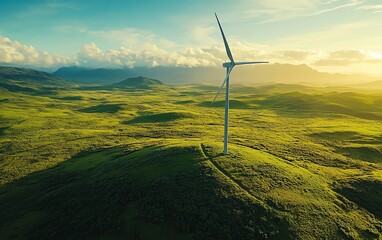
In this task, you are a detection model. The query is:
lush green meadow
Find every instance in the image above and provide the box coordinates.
[0,75,382,239]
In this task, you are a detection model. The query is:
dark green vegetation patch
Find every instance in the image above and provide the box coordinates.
[199,99,250,109]
[124,111,197,124]
[0,82,36,93]
[336,146,382,163]
[78,104,123,114]
[334,178,382,221]
[59,96,83,100]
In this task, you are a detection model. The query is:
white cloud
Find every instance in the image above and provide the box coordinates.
[308,0,362,16]
[243,0,362,23]
[77,42,221,68]
[256,0,314,10]
[75,41,382,75]
[0,35,72,67]
[15,1,81,20]
[272,20,379,50]
[190,26,216,46]
[87,28,178,50]
[314,49,382,66]
[1,34,382,76]
[357,4,382,14]
[358,4,382,10]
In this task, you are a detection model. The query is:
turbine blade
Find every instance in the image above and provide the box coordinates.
[212,67,233,102]
[215,13,234,63]
[234,61,269,65]
[212,76,228,103]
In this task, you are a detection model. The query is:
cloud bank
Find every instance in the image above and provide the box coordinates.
[314,50,382,66]
[1,34,382,75]
[0,36,71,67]
[77,42,221,68]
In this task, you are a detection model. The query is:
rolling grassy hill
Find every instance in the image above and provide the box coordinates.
[0,142,290,239]
[0,66,381,239]
[1,142,380,239]
[111,76,163,89]
[0,66,73,93]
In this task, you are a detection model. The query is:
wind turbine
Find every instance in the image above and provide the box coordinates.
[213,13,268,155]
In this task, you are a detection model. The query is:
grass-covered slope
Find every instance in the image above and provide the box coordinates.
[0,66,70,90]
[0,141,380,239]
[111,76,163,89]
[0,142,292,240]
[255,92,382,120]
[202,144,381,239]
[1,80,382,239]
[0,66,74,96]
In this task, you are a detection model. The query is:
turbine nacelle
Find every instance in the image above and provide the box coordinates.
[223,62,234,68]
[222,61,268,68]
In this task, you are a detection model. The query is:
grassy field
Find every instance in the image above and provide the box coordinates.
[0,75,382,239]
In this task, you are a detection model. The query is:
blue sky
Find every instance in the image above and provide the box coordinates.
[1,0,382,75]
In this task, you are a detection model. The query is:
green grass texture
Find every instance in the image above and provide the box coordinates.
[1,76,382,239]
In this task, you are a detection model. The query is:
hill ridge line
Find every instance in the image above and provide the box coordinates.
[199,143,263,203]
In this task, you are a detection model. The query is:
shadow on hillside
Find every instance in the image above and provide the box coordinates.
[174,100,195,105]
[0,82,36,92]
[0,145,292,240]
[335,146,382,163]
[123,112,195,124]
[198,100,250,109]
[0,126,10,137]
[78,104,123,114]
[309,131,362,141]
[57,96,83,101]
[334,179,382,220]
[179,91,205,96]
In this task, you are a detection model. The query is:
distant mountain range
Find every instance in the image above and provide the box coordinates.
[79,76,165,91]
[352,80,382,89]
[53,64,378,86]
[1,65,381,92]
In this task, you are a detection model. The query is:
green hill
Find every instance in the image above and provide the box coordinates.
[0,141,380,239]
[0,66,69,86]
[0,66,72,93]
[256,92,382,120]
[0,77,381,239]
[111,76,163,89]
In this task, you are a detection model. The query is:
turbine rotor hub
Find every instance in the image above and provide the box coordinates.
[223,62,234,68]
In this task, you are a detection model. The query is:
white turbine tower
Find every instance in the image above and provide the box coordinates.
[213,13,268,155]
